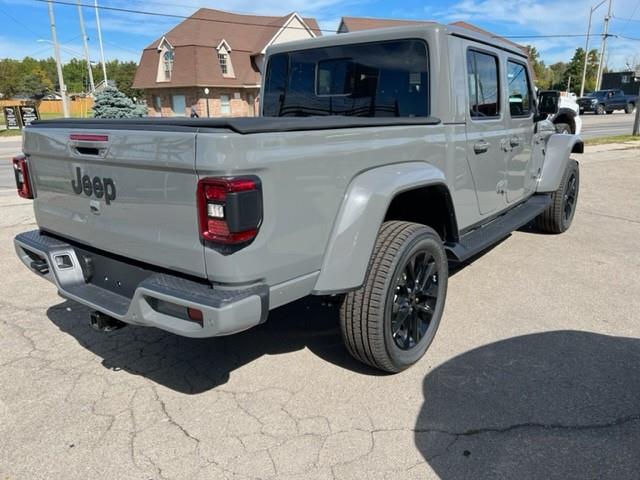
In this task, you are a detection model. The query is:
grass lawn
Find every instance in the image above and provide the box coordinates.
[584,134,640,145]
[0,128,21,137]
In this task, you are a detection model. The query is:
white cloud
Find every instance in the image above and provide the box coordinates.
[425,0,640,70]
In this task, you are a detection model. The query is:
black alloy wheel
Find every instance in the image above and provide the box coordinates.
[534,159,580,234]
[390,251,440,350]
[563,172,578,223]
[340,222,448,373]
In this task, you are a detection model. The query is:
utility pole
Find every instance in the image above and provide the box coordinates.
[634,81,640,135]
[47,0,69,118]
[580,0,607,97]
[77,0,95,94]
[595,0,612,91]
[94,0,108,83]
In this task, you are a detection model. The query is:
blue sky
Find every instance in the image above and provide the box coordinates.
[1,0,639,70]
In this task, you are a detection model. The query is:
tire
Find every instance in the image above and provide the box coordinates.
[535,159,580,234]
[579,109,585,115]
[625,103,635,114]
[555,123,571,134]
[596,104,605,115]
[340,222,448,373]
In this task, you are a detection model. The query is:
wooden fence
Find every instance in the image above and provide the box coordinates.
[0,98,94,117]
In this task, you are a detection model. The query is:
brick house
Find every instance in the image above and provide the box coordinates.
[132,8,321,117]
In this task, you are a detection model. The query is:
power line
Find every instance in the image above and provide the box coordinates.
[612,13,640,23]
[0,5,44,38]
[618,34,640,41]
[22,0,640,44]
[104,40,143,55]
[29,0,329,33]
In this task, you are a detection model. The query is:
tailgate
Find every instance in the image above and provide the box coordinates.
[23,127,206,278]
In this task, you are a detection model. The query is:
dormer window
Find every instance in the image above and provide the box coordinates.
[218,52,228,75]
[216,40,234,78]
[163,50,174,80]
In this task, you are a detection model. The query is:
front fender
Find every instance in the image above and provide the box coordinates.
[537,133,583,193]
[313,162,447,294]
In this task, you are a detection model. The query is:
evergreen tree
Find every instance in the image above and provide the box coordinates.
[92,86,146,118]
[563,48,599,93]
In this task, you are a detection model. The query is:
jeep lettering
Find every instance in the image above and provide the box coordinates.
[71,167,116,205]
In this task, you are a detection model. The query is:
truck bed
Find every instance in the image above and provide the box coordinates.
[30,116,441,134]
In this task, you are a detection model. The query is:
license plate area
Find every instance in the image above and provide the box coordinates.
[74,246,153,299]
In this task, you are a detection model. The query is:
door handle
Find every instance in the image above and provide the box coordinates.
[510,136,521,148]
[473,141,490,154]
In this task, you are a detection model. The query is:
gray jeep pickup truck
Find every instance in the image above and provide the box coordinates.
[13,24,582,373]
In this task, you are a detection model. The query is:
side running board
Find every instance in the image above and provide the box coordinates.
[446,194,552,262]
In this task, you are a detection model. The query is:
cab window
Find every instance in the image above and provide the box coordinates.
[506,61,532,117]
[263,40,429,117]
[467,50,500,118]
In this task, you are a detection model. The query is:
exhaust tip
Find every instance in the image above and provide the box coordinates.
[89,311,126,332]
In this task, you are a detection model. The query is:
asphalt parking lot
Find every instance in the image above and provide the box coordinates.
[1,143,639,479]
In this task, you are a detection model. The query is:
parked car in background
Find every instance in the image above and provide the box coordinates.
[540,90,582,134]
[577,89,638,115]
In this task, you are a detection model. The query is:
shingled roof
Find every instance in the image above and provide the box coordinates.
[132,8,321,89]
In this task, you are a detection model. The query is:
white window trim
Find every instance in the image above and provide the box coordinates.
[216,39,235,78]
[260,13,317,55]
[156,36,174,52]
[156,36,175,83]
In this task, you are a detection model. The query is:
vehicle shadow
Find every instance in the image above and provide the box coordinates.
[415,330,640,479]
[44,246,504,394]
[46,295,382,393]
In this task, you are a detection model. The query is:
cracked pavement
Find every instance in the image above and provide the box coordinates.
[1,146,639,479]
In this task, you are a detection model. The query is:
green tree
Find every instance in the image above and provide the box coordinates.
[525,45,551,88]
[548,62,568,90]
[0,59,22,97]
[63,58,90,93]
[19,67,53,98]
[91,60,142,98]
[563,48,599,94]
[92,86,146,118]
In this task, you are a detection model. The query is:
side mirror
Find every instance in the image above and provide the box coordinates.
[537,90,560,117]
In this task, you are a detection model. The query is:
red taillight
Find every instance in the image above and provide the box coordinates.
[13,155,33,199]
[197,176,262,245]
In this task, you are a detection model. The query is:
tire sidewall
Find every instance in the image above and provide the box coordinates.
[559,161,580,230]
[381,228,448,369]
[596,104,605,115]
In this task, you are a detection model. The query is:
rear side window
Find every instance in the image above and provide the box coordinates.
[263,40,429,117]
[467,50,500,118]
[507,61,532,116]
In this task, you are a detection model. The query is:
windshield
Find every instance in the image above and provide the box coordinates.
[587,91,607,98]
[263,40,429,117]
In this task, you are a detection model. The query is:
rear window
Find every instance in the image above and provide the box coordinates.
[262,40,429,117]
